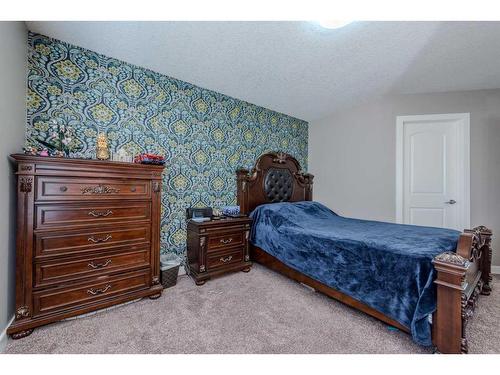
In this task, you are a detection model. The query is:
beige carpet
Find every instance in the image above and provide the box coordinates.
[4,265,499,354]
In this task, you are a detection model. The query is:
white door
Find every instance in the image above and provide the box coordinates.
[396,113,470,230]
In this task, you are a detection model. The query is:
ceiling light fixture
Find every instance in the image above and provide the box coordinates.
[318,20,353,30]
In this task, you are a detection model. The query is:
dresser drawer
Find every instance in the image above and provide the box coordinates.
[33,269,150,315]
[34,248,150,288]
[35,226,150,258]
[35,202,151,229]
[36,177,151,201]
[207,232,245,252]
[207,247,244,270]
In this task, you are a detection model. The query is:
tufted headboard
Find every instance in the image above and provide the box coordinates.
[236,152,314,215]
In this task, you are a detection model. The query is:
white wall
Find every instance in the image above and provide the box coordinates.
[309,89,500,267]
[0,22,27,351]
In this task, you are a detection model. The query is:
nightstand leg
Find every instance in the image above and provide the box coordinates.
[149,292,162,300]
[241,267,251,273]
[195,279,206,286]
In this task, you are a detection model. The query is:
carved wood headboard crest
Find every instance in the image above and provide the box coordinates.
[236,152,314,215]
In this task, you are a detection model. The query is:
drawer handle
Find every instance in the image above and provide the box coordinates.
[59,186,68,192]
[88,259,112,269]
[88,210,113,218]
[81,184,120,195]
[220,238,233,244]
[220,255,233,263]
[87,284,112,296]
[88,234,112,243]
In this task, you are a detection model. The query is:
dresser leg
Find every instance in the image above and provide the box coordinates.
[148,292,162,300]
[11,328,34,340]
[241,267,251,273]
[195,279,206,286]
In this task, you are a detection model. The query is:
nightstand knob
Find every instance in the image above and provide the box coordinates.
[220,238,233,244]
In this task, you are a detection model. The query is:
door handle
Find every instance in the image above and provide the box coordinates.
[445,199,457,204]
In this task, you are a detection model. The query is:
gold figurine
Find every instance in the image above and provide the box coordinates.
[96,133,110,160]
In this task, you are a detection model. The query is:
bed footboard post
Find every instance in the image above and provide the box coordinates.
[465,226,493,295]
[432,251,470,354]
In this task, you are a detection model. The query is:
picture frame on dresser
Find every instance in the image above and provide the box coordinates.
[7,154,165,339]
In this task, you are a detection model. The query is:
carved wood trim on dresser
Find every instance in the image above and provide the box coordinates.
[7,154,165,339]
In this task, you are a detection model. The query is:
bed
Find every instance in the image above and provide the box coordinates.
[236,152,493,354]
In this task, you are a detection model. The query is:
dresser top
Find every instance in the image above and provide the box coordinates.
[11,154,164,170]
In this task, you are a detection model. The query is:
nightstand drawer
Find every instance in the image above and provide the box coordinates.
[207,247,244,270]
[208,232,244,252]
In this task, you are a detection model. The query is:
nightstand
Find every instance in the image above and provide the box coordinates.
[186,216,252,285]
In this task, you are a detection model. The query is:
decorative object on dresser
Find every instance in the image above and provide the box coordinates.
[187,216,252,285]
[7,154,164,339]
[35,119,82,158]
[134,153,166,165]
[112,147,134,163]
[96,133,110,160]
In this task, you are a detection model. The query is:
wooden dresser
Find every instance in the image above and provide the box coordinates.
[187,217,252,285]
[7,155,164,339]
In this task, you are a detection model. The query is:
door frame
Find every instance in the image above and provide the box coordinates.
[395,113,470,230]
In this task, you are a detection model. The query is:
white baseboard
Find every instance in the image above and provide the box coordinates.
[0,315,15,353]
[491,266,500,275]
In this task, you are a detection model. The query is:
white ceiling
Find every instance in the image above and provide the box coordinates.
[26,21,500,122]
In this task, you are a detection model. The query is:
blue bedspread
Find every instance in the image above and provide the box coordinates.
[249,201,461,346]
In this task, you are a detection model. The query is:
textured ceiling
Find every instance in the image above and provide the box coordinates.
[26,21,500,121]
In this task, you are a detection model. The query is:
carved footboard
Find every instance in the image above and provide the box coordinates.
[432,226,493,354]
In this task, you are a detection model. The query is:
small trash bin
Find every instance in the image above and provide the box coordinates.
[160,253,181,289]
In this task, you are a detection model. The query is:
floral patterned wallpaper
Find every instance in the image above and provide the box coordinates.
[26,32,308,256]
